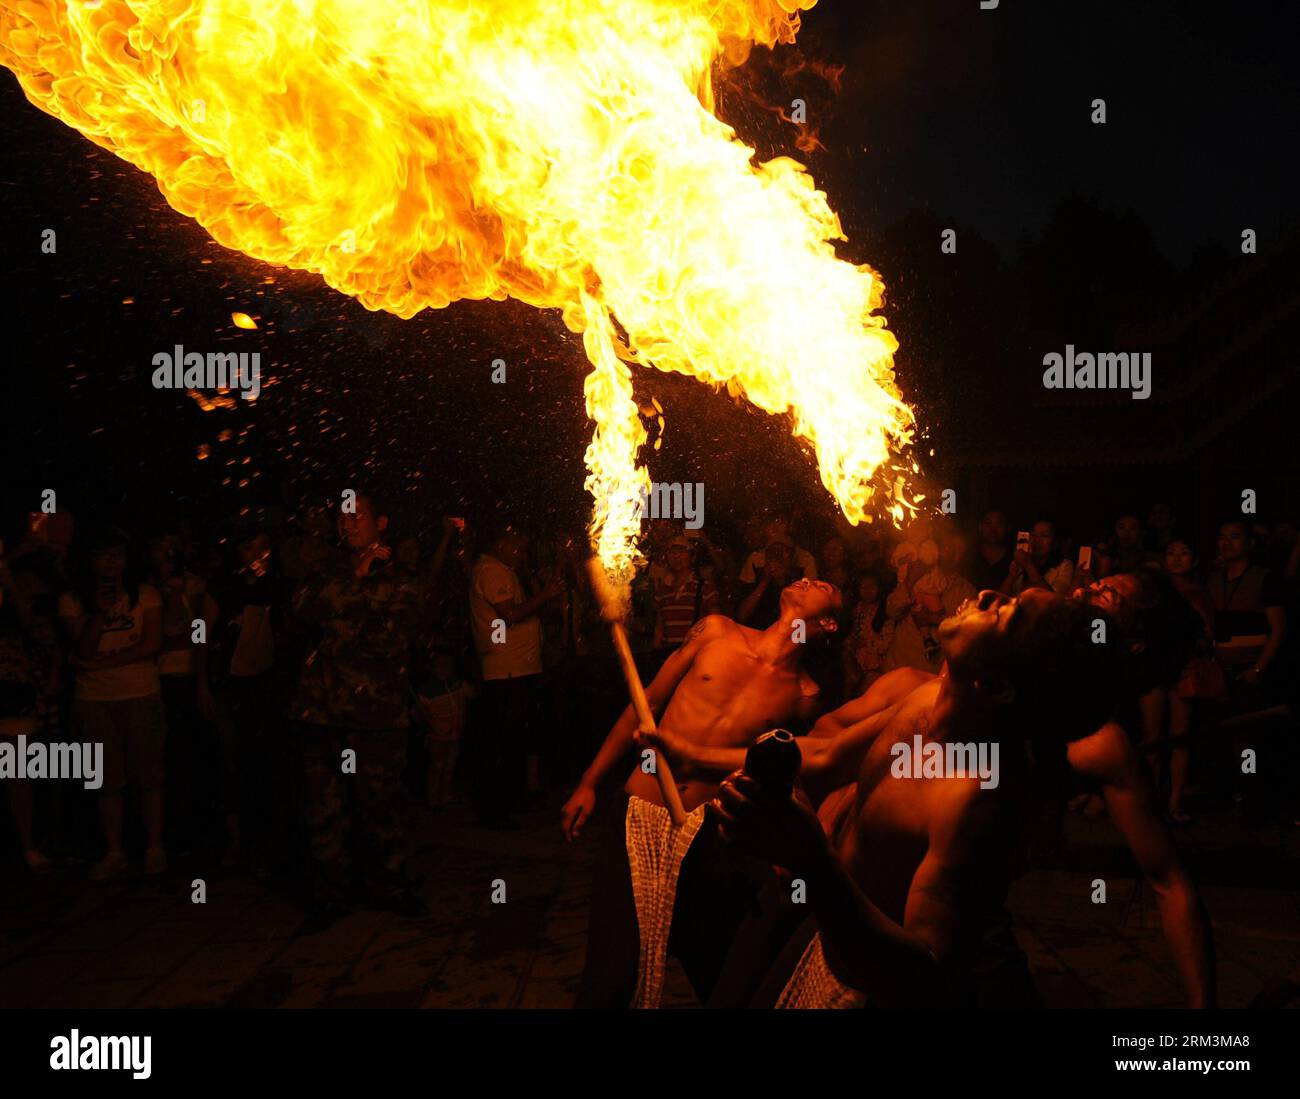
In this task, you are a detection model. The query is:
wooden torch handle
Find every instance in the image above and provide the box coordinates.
[609,621,688,827]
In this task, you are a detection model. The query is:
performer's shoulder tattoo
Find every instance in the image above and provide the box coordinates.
[681,616,712,647]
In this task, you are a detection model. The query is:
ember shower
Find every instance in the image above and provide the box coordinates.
[0,0,917,589]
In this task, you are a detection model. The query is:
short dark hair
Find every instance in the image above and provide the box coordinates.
[75,525,142,611]
[1007,599,1122,744]
[352,492,389,522]
[1217,518,1251,539]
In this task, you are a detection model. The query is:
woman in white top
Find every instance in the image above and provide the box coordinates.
[58,528,166,881]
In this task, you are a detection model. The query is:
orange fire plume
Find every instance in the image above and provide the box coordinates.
[1,0,917,598]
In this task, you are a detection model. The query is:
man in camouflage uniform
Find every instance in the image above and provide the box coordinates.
[290,493,427,931]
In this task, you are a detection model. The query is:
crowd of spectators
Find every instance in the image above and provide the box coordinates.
[1,494,1296,929]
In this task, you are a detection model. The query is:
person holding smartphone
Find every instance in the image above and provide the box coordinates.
[1005,520,1074,596]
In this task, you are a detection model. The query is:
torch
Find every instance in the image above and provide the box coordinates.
[586,557,688,826]
[743,728,802,797]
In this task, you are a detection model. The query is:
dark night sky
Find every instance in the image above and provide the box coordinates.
[3,0,1296,540]
[793,0,1297,262]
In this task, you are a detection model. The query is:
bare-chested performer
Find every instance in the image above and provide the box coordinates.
[656,577,1212,1006]
[561,577,841,1007]
[704,588,1123,1006]
[711,569,1212,1006]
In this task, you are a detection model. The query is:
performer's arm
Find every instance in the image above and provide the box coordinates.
[561,615,724,839]
[799,705,901,804]
[1074,723,1216,1007]
[808,667,933,738]
[645,700,899,799]
[713,775,989,1005]
[807,692,867,739]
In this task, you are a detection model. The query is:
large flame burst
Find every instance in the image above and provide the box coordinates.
[1,0,916,592]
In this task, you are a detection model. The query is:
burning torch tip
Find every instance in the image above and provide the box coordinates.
[584,556,627,622]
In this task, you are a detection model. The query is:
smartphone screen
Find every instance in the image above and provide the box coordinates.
[1077,545,1093,571]
[1016,530,1031,554]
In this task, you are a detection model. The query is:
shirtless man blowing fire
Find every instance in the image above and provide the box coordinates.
[561,577,842,1007]
[671,575,1212,1007]
[707,588,1123,1005]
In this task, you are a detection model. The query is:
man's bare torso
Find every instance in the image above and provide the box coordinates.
[813,667,938,843]
[831,679,1019,929]
[625,618,818,811]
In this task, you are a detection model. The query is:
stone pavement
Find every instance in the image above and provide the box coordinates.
[1009,807,1300,1008]
[1,797,1297,1009]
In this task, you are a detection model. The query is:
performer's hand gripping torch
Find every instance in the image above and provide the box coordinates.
[586,558,688,826]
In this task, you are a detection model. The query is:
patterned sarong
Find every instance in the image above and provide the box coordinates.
[775,932,867,1009]
[625,796,707,1009]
